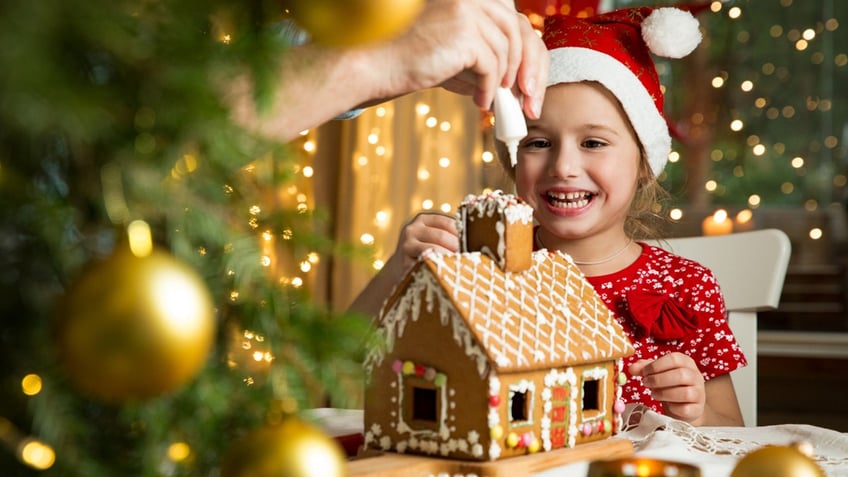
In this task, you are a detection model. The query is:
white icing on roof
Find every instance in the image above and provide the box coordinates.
[365,248,634,378]
[426,249,632,372]
[364,191,633,379]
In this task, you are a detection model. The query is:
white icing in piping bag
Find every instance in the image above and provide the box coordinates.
[493,87,528,167]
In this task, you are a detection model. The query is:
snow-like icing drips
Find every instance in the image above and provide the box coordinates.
[363,259,491,380]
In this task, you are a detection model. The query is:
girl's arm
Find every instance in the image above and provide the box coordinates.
[226,0,548,142]
[701,373,744,426]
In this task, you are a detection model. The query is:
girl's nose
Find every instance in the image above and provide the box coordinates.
[548,144,581,178]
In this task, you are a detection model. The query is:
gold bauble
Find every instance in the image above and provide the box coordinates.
[56,244,216,402]
[221,417,347,477]
[730,444,825,477]
[286,0,425,46]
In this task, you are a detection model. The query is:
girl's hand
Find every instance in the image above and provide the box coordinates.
[348,212,458,318]
[383,212,459,282]
[629,352,706,425]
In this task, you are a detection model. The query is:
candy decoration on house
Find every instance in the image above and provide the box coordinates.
[362,191,634,462]
[284,0,425,46]
[55,220,216,402]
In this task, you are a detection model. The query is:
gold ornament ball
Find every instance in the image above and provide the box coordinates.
[221,417,347,477]
[286,0,425,46]
[56,245,216,402]
[730,445,825,477]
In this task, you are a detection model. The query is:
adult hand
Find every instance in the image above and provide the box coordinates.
[629,352,706,425]
[380,0,548,118]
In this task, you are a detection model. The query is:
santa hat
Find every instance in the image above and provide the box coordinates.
[543,7,702,176]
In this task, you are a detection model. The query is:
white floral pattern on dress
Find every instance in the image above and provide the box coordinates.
[584,243,747,414]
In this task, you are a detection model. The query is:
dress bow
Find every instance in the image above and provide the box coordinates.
[627,290,701,340]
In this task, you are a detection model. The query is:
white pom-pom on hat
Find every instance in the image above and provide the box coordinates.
[642,7,702,58]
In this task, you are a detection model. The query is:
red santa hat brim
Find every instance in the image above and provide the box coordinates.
[547,46,670,177]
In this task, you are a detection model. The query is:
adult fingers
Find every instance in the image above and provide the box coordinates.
[514,13,549,119]
[466,0,517,110]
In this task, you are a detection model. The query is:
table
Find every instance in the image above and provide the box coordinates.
[307,405,848,476]
[536,405,848,477]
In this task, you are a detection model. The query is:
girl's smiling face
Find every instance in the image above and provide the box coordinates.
[515,81,643,243]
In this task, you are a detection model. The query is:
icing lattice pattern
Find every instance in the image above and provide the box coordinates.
[423,250,634,373]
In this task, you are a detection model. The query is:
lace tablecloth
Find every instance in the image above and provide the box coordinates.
[309,406,848,476]
[535,404,848,477]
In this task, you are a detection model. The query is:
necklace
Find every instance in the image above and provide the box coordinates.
[535,229,634,266]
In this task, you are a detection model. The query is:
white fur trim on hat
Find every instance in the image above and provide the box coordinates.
[642,8,702,59]
[547,47,670,176]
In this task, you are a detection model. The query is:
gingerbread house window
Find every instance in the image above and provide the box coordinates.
[508,380,535,425]
[403,379,441,431]
[580,367,609,418]
[582,378,601,411]
[412,386,438,422]
[511,391,529,421]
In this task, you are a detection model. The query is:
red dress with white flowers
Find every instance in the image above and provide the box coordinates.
[583,242,747,414]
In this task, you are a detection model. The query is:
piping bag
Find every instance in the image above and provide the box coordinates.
[493,87,528,167]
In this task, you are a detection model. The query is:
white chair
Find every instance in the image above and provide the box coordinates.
[651,228,792,426]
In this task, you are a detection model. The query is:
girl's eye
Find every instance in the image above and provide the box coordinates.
[582,139,607,149]
[522,138,550,149]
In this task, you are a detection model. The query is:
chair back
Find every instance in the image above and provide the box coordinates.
[650,228,791,426]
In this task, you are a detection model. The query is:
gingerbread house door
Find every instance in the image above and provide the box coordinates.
[543,369,576,450]
[548,383,571,449]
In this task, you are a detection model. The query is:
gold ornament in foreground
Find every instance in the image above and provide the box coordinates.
[56,243,216,402]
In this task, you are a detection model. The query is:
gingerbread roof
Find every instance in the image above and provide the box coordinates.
[365,249,634,381]
[363,191,634,379]
[420,250,633,373]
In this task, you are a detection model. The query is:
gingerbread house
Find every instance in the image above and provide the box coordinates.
[362,191,634,462]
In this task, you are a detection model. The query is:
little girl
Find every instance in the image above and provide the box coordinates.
[350,6,745,426]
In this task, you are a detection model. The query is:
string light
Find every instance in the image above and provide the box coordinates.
[21,374,42,396]
[668,151,680,163]
[0,418,55,470]
[669,208,684,221]
[19,438,55,470]
[727,6,742,19]
[167,442,191,462]
[730,119,744,131]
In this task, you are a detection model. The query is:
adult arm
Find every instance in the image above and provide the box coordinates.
[226,0,549,142]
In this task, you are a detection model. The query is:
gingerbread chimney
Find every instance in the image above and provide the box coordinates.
[457,191,534,273]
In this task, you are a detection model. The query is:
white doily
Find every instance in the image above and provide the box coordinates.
[618,404,848,476]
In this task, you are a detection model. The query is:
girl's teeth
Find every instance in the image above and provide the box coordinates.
[548,192,590,209]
